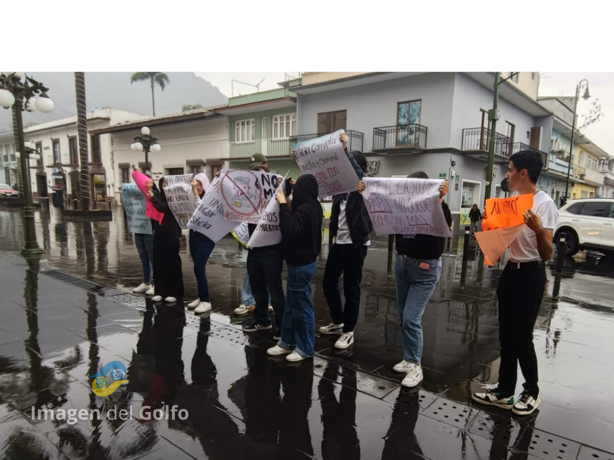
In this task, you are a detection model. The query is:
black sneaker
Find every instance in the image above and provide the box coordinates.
[472,389,514,410]
[242,318,272,332]
[512,392,541,416]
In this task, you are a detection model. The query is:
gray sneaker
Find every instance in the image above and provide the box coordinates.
[512,392,541,416]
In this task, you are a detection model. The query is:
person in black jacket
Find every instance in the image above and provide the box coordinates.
[267,174,323,362]
[147,177,184,304]
[468,204,482,233]
[320,133,373,351]
[392,171,450,388]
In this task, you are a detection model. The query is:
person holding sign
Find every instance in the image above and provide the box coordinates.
[147,177,184,304]
[267,174,323,362]
[186,174,216,315]
[473,151,557,416]
[393,172,451,388]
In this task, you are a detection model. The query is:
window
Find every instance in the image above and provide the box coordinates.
[397,100,422,146]
[190,165,202,175]
[461,180,481,207]
[235,119,255,143]
[35,142,43,167]
[167,167,184,175]
[580,201,610,217]
[2,145,7,163]
[120,167,130,185]
[52,139,61,164]
[511,73,519,83]
[8,143,15,162]
[69,137,79,165]
[90,135,101,163]
[317,110,347,136]
[566,203,584,215]
[272,114,296,139]
[531,72,536,80]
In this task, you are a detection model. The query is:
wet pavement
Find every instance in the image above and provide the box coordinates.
[1,206,614,460]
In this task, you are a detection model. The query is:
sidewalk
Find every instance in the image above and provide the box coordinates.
[1,250,613,460]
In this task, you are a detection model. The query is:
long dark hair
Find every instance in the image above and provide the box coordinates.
[157,177,167,202]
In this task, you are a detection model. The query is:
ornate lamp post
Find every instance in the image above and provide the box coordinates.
[0,72,54,256]
[130,126,161,174]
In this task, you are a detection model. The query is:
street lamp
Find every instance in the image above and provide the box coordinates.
[562,79,591,206]
[130,126,161,174]
[0,72,54,256]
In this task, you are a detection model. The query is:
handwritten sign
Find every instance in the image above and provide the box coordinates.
[362,177,452,237]
[163,174,197,229]
[231,223,250,249]
[121,184,152,235]
[475,224,525,266]
[293,130,359,197]
[132,170,164,224]
[247,195,281,249]
[187,177,238,243]
[220,169,281,224]
[482,194,533,231]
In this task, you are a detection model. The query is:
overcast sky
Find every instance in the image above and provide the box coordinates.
[197,72,613,154]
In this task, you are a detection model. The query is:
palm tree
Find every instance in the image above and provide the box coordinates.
[130,72,170,117]
[74,72,90,211]
[182,104,203,112]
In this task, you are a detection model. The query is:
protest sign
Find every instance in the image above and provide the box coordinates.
[475,224,525,266]
[132,170,164,224]
[220,169,281,224]
[361,177,452,237]
[481,194,533,231]
[187,177,238,243]
[247,196,281,249]
[121,184,152,235]
[231,223,250,249]
[163,174,197,229]
[292,129,359,197]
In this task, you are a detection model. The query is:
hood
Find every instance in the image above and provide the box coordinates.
[158,177,167,201]
[194,173,211,193]
[291,174,319,211]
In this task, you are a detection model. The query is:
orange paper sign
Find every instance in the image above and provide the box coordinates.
[475,224,525,266]
[482,194,533,231]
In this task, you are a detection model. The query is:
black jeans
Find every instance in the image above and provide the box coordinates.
[322,244,368,333]
[496,263,546,398]
[247,245,286,331]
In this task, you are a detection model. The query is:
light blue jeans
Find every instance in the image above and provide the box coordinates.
[394,255,442,364]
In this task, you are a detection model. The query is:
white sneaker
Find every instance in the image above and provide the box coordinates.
[187,298,201,309]
[334,333,354,349]
[401,363,424,388]
[268,305,274,313]
[194,302,212,314]
[286,351,311,362]
[267,345,292,356]
[393,360,414,373]
[133,283,151,293]
[234,304,255,316]
[512,392,541,416]
[165,297,177,304]
[319,323,344,335]
[152,295,163,302]
[145,286,155,296]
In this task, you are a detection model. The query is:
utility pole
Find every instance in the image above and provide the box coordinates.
[485,72,501,203]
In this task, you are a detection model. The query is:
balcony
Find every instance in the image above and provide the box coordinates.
[461,127,510,158]
[577,167,605,186]
[502,143,549,170]
[226,138,294,159]
[293,130,364,153]
[572,166,586,181]
[372,125,427,152]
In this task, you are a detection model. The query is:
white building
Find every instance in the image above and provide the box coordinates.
[0,131,16,186]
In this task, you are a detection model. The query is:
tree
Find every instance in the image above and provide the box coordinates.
[74,72,90,211]
[130,72,170,117]
[182,104,203,112]
[579,98,604,132]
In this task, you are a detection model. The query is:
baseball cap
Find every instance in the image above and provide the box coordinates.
[250,153,268,167]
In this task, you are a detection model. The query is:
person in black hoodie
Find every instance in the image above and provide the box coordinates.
[392,171,450,388]
[147,177,184,304]
[267,174,323,362]
[320,134,373,351]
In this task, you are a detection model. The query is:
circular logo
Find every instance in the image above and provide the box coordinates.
[94,376,109,389]
[110,369,126,381]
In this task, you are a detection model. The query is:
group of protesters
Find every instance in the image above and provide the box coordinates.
[122,131,556,416]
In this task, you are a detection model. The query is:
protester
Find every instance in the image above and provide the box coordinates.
[267,174,323,362]
[147,177,184,304]
[234,272,273,316]
[393,172,451,387]
[187,173,215,314]
[250,152,268,169]
[473,150,557,416]
[320,134,373,350]
[469,203,482,233]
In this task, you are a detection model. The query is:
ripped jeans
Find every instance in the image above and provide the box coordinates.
[135,232,154,284]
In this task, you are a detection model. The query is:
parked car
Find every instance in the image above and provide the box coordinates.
[0,184,19,198]
[555,198,614,255]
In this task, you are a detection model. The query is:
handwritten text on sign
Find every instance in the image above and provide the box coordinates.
[121,184,152,235]
[187,177,238,243]
[247,196,282,249]
[293,130,359,197]
[220,169,280,224]
[163,174,197,229]
[231,223,250,248]
[482,194,533,231]
[362,178,452,237]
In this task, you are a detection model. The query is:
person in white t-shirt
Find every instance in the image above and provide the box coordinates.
[473,150,558,416]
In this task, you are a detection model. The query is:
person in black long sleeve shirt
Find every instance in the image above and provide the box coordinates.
[392,171,451,388]
[267,174,323,362]
[147,177,184,303]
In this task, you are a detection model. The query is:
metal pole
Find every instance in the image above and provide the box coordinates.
[145,147,149,174]
[563,84,580,203]
[485,72,501,204]
[15,95,43,255]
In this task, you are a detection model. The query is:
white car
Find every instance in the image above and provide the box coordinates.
[555,198,614,255]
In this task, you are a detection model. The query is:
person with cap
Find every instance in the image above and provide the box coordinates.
[186,173,216,315]
[250,153,268,170]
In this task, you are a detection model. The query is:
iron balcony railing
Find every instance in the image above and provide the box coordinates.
[372,124,427,150]
[461,127,510,157]
[292,130,364,153]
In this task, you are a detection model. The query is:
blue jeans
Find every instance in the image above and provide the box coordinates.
[394,255,442,364]
[242,272,272,306]
[279,262,316,358]
[135,233,154,284]
[189,231,216,301]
